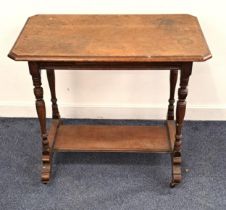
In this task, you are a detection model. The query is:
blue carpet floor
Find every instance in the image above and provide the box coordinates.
[0,118,226,210]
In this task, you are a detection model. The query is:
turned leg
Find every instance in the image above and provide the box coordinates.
[29,62,51,184]
[46,69,60,119]
[170,63,192,188]
[167,69,178,120]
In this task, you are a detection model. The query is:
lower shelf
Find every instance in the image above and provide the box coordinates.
[52,121,175,153]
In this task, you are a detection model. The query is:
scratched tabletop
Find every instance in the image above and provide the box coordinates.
[9,14,211,62]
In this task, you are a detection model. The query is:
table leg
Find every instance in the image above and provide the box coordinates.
[29,62,51,184]
[170,62,192,187]
[46,69,60,119]
[167,69,178,120]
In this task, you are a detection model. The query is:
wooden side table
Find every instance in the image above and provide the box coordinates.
[8,14,211,187]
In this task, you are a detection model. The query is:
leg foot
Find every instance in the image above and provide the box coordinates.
[170,154,182,187]
[41,154,51,184]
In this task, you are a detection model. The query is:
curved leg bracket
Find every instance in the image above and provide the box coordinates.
[41,154,51,184]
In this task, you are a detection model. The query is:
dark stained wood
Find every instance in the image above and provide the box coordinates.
[46,69,60,119]
[170,62,192,188]
[9,14,211,62]
[39,61,184,70]
[48,119,61,148]
[166,120,176,151]
[167,69,178,120]
[54,124,174,153]
[28,62,51,183]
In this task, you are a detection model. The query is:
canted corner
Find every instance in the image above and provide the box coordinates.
[201,52,212,61]
[184,14,197,20]
[8,51,18,61]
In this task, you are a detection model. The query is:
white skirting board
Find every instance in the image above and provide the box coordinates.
[0,102,225,120]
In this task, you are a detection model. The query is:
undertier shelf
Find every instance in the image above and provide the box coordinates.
[52,121,176,153]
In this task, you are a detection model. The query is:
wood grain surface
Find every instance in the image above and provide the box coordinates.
[9,14,211,62]
[54,124,174,153]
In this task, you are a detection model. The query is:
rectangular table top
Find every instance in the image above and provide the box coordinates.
[8,14,211,62]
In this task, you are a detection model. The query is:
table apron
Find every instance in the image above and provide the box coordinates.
[37,61,186,70]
